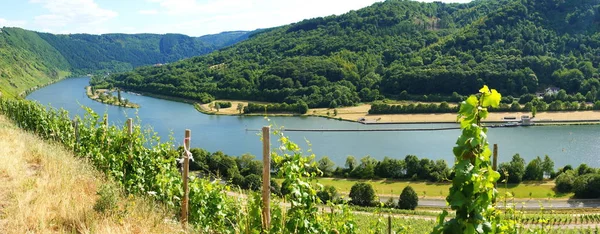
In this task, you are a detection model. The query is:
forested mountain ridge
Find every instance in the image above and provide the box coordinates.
[0,27,254,98]
[100,0,600,108]
[0,27,71,98]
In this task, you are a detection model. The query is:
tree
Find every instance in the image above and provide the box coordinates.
[542,155,554,178]
[507,154,526,183]
[404,155,421,178]
[117,88,122,105]
[350,156,377,179]
[349,182,375,206]
[524,156,543,181]
[242,174,262,191]
[577,163,595,175]
[398,186,418,210]
[555,170,576,193]
[237,103,244,114]
[317,185,338,204]
[215,103,221,112]
[317,156,335,177]
[573,173,600,199]
[345,156,357,171]
[208,102,214,111]
[531,106,537,118]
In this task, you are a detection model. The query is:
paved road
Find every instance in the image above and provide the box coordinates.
[377,196,600,209]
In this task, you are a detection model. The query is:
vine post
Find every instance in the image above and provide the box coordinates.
[261,126,271,230]
[126,118,133,161]
[72,118,79,151]
[493,144,498,170]
[103,114,108,128]
[181,129,191,226]
[388,215,392,234]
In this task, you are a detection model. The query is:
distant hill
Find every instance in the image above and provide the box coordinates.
[0,27,254,98]
[198,30,262,49]
[101,0,600,108]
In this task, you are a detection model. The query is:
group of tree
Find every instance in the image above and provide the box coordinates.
[369,101,456,114]
[318,155,451,183]
[554,164,600,198]
[348,182,418,210]
[96,0,600,109]
[243,101,309,114]
[498,154,555,183]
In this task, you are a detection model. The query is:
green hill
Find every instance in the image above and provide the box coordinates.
[101,0,600,108]
[0,27,71,98]
[0,27,254,98]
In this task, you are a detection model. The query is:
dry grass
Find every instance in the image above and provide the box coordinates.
[0,115,183,234]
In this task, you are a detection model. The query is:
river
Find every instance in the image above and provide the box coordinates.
[26,77,600,168]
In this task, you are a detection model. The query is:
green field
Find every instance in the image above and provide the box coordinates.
[305,178,573,199]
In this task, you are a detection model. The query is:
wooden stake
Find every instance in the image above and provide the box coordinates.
[73,119,79,151]
[261,126,271,230]
[388,215,392,234]
[127,118,133,161]
[493,144,498,171]
[181,129,191,226]
[127,118,133,135]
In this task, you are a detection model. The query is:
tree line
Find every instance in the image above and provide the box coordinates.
[243,101,309,114]
[97,0,600,109]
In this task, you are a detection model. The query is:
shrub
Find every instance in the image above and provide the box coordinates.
[349,182,376,206]
[216,101,232,108]
[577,163,595,175]
[398,186,418,210]
[573,173,600,198]
[523,156,543,181]
[555,170,576,193]
[317,185,338,204]
[270,179,281,197]
[93,183,119,213]
[243,174,262,191]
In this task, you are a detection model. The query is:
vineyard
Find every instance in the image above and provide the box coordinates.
[1,86,600,233]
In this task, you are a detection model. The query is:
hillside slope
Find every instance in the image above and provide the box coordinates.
[0,114,181,233]
[0,27,254,98]
[102,0,600,108]
[0,28,70,98]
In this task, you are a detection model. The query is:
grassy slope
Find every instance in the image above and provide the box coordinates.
[0,28,71,98]
[0,114,181,233]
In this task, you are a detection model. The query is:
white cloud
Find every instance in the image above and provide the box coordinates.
[143,0,384,36]
[30,0,117,34]
[0,18,27,28]
[138,9,159,15]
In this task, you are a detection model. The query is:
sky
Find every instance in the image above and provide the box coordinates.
[0,0,472,37]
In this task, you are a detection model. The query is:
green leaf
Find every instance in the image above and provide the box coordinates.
[482,89,501,108]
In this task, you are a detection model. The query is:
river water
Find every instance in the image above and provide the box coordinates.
[26,77,600,168]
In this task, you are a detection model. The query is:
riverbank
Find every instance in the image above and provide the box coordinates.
[304,178,571,200]
[85,86,139,108]
[0,114,180,233]
[195,100,600,125]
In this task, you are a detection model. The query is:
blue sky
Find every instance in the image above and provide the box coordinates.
[0,0,472,37]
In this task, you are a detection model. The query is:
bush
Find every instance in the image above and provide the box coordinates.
[577,163,595,175]
[398,186,418,210]
[93,184,119,213]
[349,182,376,206]
[555,170,576,193]
[270,179,281,197]
[317,185,338,204]
[242,174,262,191]
[573,173,600,198]
[216,101,232,108]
